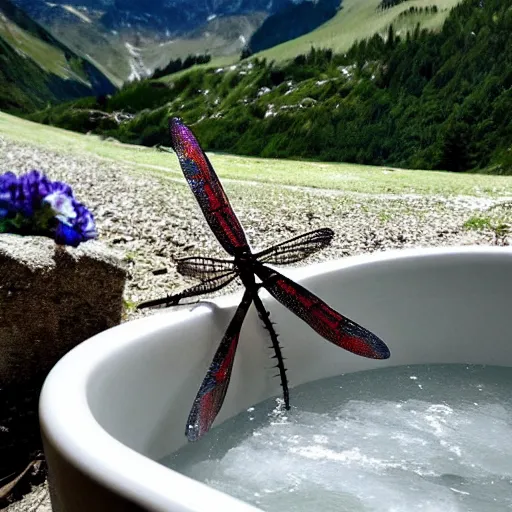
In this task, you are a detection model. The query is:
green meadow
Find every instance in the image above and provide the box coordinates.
[2,112,512,198]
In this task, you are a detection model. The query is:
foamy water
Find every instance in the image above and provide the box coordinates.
[163,365,512,511]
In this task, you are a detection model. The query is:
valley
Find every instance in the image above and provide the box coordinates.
[29,0,512,176]
[8,0,288,83]
[6,0,461,84]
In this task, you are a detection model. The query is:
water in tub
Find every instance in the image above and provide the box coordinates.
[162,364,512,511]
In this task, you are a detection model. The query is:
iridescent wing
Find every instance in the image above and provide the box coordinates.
[186,290,253,441]
[169,118,250,256]
[255,263,390,359]
[176,256,235,280]
[254,228,334,266]
[137,271,237,310]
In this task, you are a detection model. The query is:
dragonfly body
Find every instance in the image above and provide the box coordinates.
[138,117,390,441]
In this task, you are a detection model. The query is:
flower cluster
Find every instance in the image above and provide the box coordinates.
[0,170,97,247]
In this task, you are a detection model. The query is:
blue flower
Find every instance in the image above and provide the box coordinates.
[52,199,98,247]
[43,191,77,224]
[0,171,18,218]
[0,170,98,247]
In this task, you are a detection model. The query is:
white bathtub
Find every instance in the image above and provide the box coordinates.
[39,246,512,512]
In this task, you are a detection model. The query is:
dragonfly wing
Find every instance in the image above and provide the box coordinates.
[255,263,390,360]
[186,290,253,441]
[137,271,238,310]
[169,118,250,256]
[254,228,334,266]
[176,256,236,280]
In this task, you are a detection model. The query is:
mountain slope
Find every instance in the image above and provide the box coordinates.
[0,0,116,112]
[248,0,341,54]
[256,0,462,62]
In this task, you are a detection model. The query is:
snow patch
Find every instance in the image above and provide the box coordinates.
[338,65,355,78]
[125,42,151,82]
[61,4,92,23]
[125,42,140,58]
[264,104,276,118]
[258,87,271,96]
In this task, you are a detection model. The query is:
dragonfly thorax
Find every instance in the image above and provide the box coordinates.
[234,250,254,268]
[233,251,257,289]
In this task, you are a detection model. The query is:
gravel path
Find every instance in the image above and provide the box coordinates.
[2,137,511,315]
[1,137,511,511]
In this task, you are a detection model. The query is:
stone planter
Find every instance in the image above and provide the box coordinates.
[0,234,126,385]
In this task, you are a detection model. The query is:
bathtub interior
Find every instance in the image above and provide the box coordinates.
[86,250,512,467]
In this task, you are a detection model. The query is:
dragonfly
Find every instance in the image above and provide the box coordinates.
[138,117,390,442]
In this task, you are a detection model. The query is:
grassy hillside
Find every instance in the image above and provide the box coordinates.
[152,0,460,74]
[32,17,130,87]
[0,37,86,112]
[0,0,116,112]
[3,111,512,197]
[256,0,462,61]
[151,0,460,72]
[0,10,70,77]
[247,0,340,54]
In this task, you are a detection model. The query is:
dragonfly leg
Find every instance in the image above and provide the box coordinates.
[137,272,237,310]
[137,286,203,309]
[252,292,290,410]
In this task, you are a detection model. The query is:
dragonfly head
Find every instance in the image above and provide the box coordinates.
[234,248,255,270]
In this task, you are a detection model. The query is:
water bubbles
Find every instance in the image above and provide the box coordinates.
[165,365,512,512]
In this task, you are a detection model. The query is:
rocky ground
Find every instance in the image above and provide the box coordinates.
[1,136,511,510]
